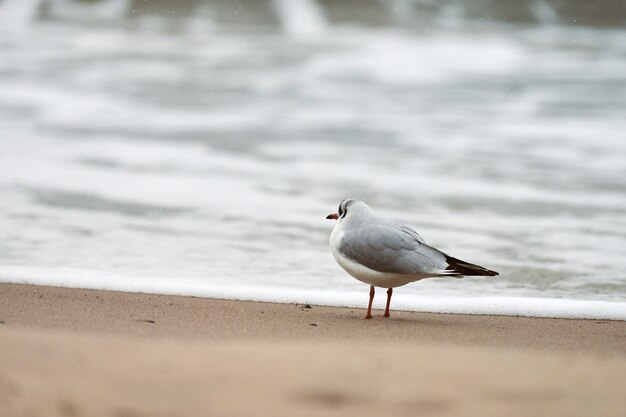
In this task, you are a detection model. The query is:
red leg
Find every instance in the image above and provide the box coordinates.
[364,285,374,319]
[384,288,393,317]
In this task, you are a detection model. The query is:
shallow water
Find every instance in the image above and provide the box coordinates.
[1,0,626,316]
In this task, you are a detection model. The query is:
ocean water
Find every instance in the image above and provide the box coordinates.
[1,0,626,319]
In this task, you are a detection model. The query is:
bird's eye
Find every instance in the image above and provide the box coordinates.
[338,201,348,218]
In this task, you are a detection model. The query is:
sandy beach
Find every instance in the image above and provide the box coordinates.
[1,283,625,417]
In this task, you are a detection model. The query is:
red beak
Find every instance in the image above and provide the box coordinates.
[326,213,338,220]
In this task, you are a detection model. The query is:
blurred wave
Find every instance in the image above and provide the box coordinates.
[1,0,625,308]
[2,0,626,30]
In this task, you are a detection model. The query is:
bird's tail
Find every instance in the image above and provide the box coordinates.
[444,255,499,277]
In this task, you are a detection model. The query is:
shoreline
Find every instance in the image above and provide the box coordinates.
[1,283,626,416]
[2,273,625,320]
[1,283,625,353]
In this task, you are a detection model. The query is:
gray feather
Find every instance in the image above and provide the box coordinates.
[339,221,449,275]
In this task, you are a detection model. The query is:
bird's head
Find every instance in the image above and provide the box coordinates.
[326,198,370,221]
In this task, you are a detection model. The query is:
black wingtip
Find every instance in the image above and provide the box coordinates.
[445,255,499,277]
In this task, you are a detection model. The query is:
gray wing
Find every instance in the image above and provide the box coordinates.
[339,222,450,275]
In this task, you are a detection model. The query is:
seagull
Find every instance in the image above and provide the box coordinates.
[326,198,498,319]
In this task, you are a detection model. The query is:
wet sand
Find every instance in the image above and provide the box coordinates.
[1,283,625,417]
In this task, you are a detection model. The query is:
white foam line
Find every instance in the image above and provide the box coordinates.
[1,267,625,321]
